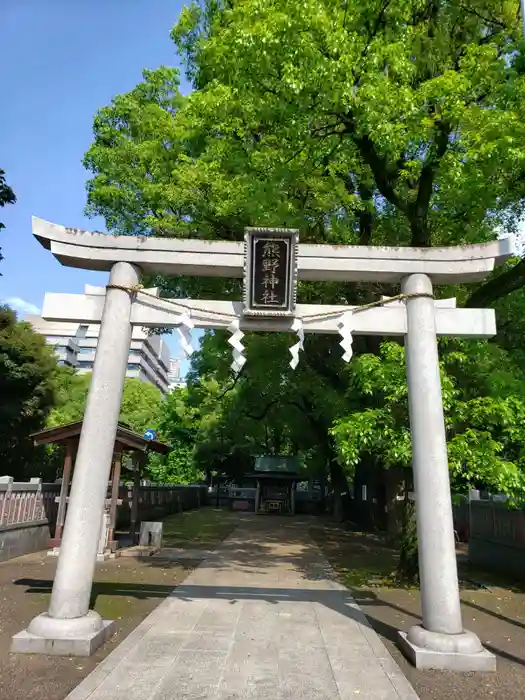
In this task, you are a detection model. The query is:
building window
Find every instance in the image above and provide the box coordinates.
[77,360,93,369]
[127,363,140,371]
[78,346,93,354]
[47,336,71,343]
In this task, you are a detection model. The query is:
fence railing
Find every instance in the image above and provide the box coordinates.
[460,496,525,577]
[469,499,525,547]
[117,483,206,526]
[0,478,59,527]
[0,478,207,530]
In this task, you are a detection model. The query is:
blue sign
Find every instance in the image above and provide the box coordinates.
[143,429,157,441]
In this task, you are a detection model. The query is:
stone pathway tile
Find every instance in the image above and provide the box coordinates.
[65,517,419,700]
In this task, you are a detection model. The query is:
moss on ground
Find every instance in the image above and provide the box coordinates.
[161,507,239,548]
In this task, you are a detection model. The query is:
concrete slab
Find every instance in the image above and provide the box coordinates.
[64,518,420,699]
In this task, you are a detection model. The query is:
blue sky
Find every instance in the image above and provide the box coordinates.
[0,0,200,374]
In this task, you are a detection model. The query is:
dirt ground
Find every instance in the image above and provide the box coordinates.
[0,551,195,700]
[0,508,239,700]
[311,522,525,700]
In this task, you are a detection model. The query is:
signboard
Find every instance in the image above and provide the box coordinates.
[243,227,299,317]
[143,429,157,441]
[254,455,299,473]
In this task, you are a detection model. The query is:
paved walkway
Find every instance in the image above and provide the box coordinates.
[66,517,419,700]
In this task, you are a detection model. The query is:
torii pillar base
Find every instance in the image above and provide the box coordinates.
[11,612,116,657]
[398,629,496,672]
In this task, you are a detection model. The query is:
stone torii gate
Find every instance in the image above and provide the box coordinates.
[12,216,513,671]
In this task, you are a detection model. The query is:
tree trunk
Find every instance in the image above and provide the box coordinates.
[397,493,419,583]
[385,468,405,540]
[328,458,349,523]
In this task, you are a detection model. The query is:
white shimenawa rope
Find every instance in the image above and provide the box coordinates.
[177,313,195,357]
[289,318,304,369]
[227,319,246,374]
[337,311,354,362]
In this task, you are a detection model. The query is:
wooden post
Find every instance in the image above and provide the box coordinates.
[53,440,75,544]
[108,445,122,547]
[129,454,142,540]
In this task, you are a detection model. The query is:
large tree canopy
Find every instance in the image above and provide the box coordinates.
[85,1,525,302]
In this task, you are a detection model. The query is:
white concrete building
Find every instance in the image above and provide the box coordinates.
[167,358,186,392]
[27,289,171,395]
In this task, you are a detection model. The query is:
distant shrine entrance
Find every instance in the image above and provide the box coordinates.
[233,455,303,515]
[11,216,510,672]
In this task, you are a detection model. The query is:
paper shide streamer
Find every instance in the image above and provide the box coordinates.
[289,318,304,369]
[227,319,246,374]
[337,311,354,362]
[177,313,195,357]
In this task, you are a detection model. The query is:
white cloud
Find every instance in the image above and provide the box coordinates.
[1,297,40,316]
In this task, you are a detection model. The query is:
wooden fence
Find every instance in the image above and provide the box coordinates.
[0,478,207,562]
[468,499,525,577]
[0,478,59,527]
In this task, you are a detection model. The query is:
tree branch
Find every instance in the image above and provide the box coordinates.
[407,121,451,247]
[340,114,406,213]
[466,258,525,308]
[245,398,309,422]
[357,182,374,245]
[217,366,246,400]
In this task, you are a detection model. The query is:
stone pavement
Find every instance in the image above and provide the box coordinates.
[66,517,419,700]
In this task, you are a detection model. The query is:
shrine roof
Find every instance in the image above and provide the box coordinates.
[254,455,299,473]
[31,421,169,454]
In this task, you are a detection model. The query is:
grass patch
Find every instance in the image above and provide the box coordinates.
[161,507,239,549]
[309,522,413,590]
[311,521,525,594]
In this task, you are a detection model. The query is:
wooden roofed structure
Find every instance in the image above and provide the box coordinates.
[32,421,169,551]
[244,456,304,515]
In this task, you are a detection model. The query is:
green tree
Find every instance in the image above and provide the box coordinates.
[0,169,16,268]
[146,387,204,484]
[0,305,59,479]
[331,339,525,578]
[86,4,525,260]
[47,373,163,434]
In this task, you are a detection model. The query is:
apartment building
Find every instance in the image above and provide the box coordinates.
[27,296,171,395]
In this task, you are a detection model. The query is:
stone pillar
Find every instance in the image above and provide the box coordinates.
[397,273,494,671]
[12,261,140,656]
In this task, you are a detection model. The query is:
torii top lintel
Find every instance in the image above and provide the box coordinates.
[33,217,515,284]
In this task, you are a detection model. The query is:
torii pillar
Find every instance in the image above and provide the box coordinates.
[12,260,140,655]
